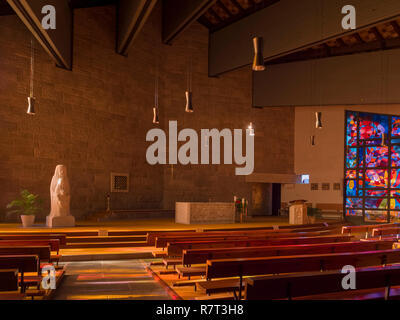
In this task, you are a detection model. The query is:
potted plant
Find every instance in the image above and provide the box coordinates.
[6,190,42,228]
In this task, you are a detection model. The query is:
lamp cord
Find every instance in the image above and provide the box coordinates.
[30,38,34,97]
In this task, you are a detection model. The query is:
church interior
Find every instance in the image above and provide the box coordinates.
[2,0,400,303]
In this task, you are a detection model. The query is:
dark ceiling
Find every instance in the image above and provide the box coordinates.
[0,0,275,33]
[2,0,400,67]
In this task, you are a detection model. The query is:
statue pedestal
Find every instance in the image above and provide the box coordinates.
[46,216,75,228]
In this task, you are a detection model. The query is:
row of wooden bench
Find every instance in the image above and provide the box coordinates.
[147,222,400,300]
[0,233,66,300]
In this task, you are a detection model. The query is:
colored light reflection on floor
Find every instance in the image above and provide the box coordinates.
[77,273,152,281]
[52,260,172,300]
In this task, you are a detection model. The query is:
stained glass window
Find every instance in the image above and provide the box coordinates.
[345,111,400,222]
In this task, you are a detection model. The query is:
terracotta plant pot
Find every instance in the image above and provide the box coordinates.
[20,215,35,228]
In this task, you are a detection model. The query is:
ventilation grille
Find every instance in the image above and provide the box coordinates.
[110,173,129,193]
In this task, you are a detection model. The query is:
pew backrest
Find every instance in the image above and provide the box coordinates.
[206,249,400,280]
[372,227,400,237]
[0,269,19,292]
[342,223,400,235]
[167,235,354,256]
[182,240,394,265]
[155,229,338,248]
[0,234,66,245]
[0,246,51,262]
[245,265,400,300]
[0,239,60,253]
[0,255,39,273]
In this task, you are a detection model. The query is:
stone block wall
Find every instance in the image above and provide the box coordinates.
[0,3,294,220]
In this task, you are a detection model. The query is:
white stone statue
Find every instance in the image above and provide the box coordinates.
[46,165,75,228]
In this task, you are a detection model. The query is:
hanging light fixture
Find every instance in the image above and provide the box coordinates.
[27,38,36,115]
[153,72,160,124]
[185,56,194,113]
[315,112,322,129]
[252,36,266,71]
[248,122,255,136]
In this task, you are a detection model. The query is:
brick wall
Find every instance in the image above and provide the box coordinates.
[0,4,294,221]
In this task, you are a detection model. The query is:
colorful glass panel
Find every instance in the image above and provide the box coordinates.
[391,198,400,210]
[346,170,356,179]
[346,112,358,146]
[346,198,363,208]
[359,113,388,140]
[365,189,387,197]
[365,146,388,167]
[392,116,400,137]
[345,111,399,223]
[392,169,400,188]
[346,209,363,217]
[392,146,400,167]
[365,198,387,209]
[365,170,388,188]
[346,148,358,168]
[346,180,357,197]
[391,190,400,197]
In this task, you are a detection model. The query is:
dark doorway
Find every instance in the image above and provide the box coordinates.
[271,183,281,216]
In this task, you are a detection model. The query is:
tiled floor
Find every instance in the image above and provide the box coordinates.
[52,259,171,300]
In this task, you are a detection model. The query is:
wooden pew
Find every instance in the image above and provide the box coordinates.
[178,240,393,280]
[0,240,61,264]
[0,269,19,292]
[245,265,400,300]
[155,229,338,249]
[0,246,51,265]
[0,234,67,246]
[167,234,354,257]
[205,249,400,299]
[0,269,25,300]
[372,227,400,238]
[342,223,399,235]
[0,255,39,293]
[147,222,345,245]
[182,240,394,266]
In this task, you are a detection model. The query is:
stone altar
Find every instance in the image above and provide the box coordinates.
[46,165,75,228]
[175,202,235,224]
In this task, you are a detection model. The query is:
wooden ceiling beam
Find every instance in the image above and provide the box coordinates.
[208,7,223,23]
[116,0,157,56]
[230,0,245,13]
[162,0,217,45]
[353,32,365,44]
[371,26,386,48]
[216,0,232,18]
[391,20,400,37]
[6,0,73,70]
[208,0,278,33]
